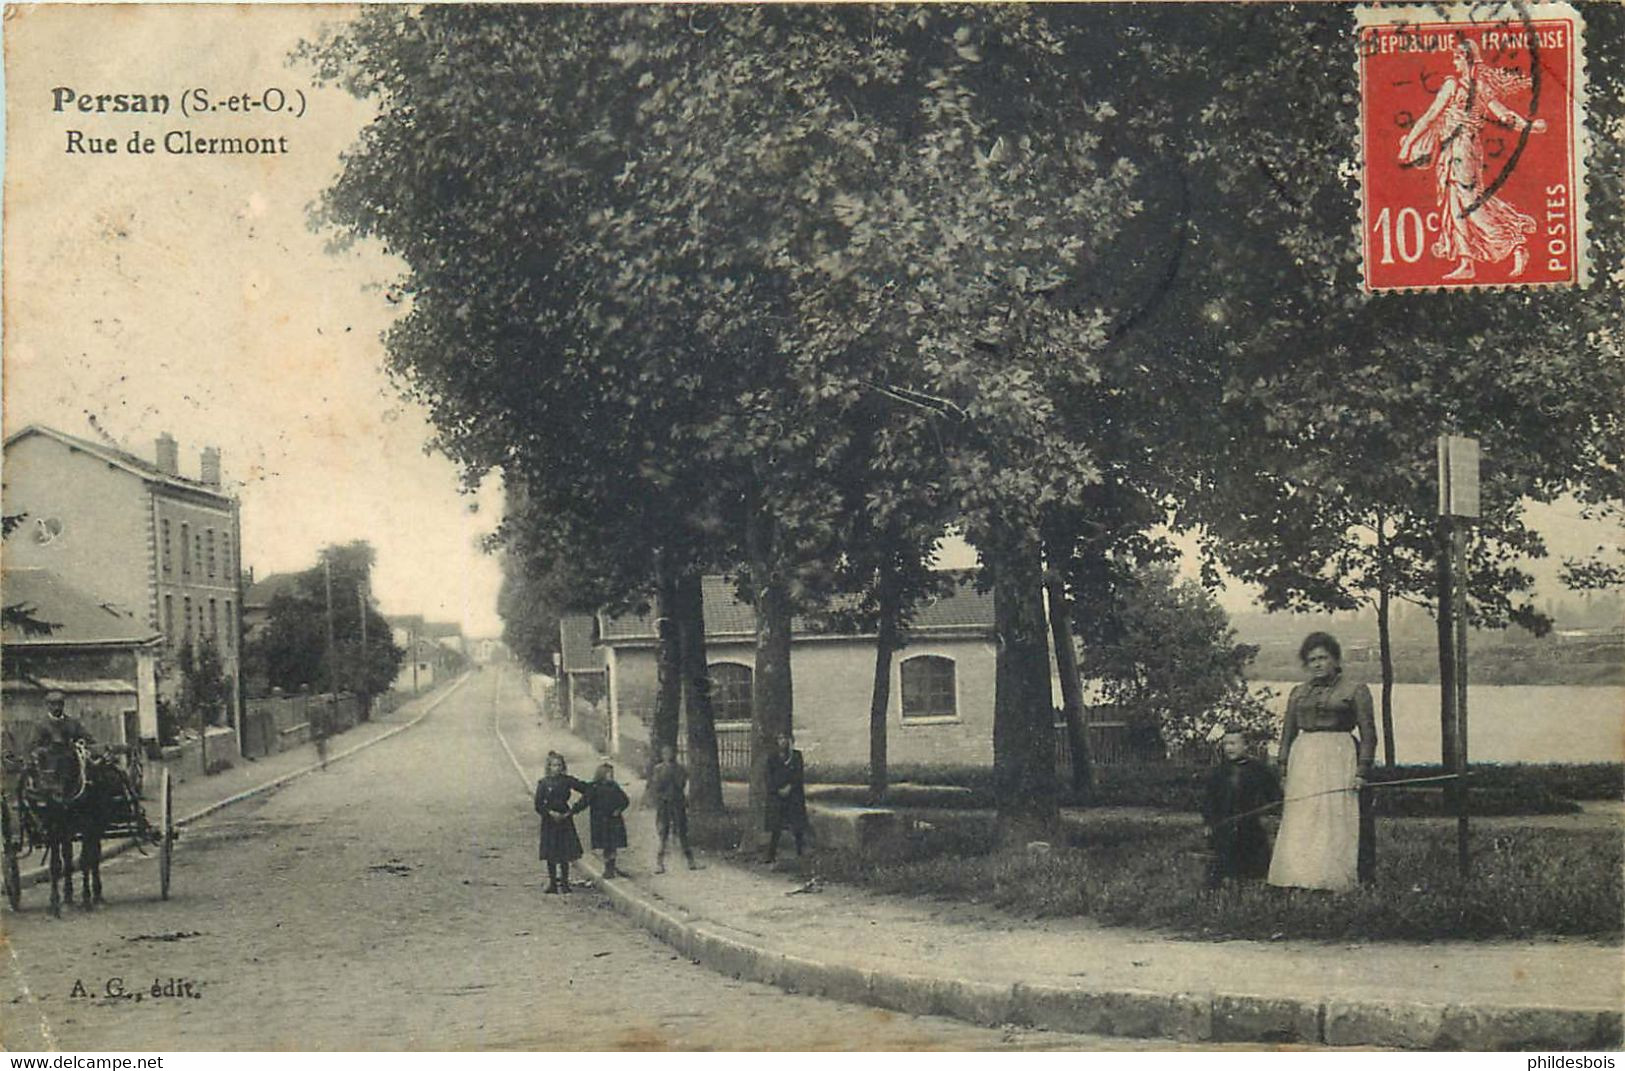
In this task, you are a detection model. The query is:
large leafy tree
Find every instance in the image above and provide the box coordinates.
[252,542,401,698]
[932,2,1622,783]
[1061,3,1625,764]
[1078,563,1274,758]
[306,6,1157,842]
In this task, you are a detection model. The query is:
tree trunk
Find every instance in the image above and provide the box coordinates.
[652,550,683,769]
[1044,563,1093,802]
[1435,518,1458,764]
[745,499,794,852]
[1377,586,1396,767]
[988,527,1059,846]
[677,571,723,811]
[868,554,900,804]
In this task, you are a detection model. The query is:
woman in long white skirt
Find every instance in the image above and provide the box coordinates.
[1269,632,1377,892]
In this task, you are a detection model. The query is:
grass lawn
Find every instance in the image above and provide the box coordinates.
[804,812,1623,942]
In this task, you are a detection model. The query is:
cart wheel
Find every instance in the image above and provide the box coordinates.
[2,801,20,912]
[158,768,173,901]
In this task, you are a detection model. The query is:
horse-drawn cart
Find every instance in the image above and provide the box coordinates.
[1,738,174,913]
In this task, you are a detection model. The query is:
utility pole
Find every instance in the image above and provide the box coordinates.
[1438,434,1479,877]
[323,555,338,696]
[358,582,369,719]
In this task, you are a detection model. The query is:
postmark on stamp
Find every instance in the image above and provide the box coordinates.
[1356,3,1588,292]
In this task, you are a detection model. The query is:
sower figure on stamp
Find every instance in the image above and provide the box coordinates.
[648,743,696,873]
[573,762,630,879]
[1399,36,1546,281]
[764,732,808,865]
[534,751,588,893]
[1201,728,1282,888]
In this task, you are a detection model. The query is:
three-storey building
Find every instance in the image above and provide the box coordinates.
[2,425,243,739]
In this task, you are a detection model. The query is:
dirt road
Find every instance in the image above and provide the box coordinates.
[2,668,1200,1051]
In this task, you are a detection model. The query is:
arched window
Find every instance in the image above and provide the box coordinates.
[709,662,753,725]
[900,655,957,722]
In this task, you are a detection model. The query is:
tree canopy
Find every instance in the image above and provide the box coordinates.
[306,3,1623,823]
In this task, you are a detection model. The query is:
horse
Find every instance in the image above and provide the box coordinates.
[25,740,119,917]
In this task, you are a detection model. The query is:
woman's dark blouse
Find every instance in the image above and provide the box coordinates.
[1280,670,1377,773]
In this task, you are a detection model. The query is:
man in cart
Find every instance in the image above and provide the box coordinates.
[30,691,95,786]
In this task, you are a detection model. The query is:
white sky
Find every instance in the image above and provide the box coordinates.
[3,6,506,635]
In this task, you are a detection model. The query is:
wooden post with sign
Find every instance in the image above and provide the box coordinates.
[1438,434,1478,877]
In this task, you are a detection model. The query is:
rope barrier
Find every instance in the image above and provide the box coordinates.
[1210,771,1463,830]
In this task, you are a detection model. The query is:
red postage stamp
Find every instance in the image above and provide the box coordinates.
[1356,3,1588,292]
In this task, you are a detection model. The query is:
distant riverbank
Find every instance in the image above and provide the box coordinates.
[1248,653,1623,687]
[1253,680,1624,765]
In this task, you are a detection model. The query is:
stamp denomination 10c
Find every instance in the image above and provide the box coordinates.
[1356,3,1588,292]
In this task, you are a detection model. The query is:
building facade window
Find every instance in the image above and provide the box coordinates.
[183,596,193,643]
[180,523,190,575]
[194,533,203,576]
[224,599,234,650]
[709,662,753,724]
[206,529,216,578]
[164,595,174,643]
[900,655,957,722]
[209,598,218,640]
[161,519,172,574]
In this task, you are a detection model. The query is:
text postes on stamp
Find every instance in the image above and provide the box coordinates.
[1356,3,1588,292]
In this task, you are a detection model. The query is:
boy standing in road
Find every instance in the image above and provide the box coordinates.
[649,743,697,874]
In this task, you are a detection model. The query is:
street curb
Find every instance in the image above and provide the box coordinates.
[15,674,472,892]
[491,712,1622,1051]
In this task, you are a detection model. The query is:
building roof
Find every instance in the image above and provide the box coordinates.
[598,574,994,646]
[1,677,138,695]
[559,614,603,673]
[402,637,449,660]
[3,424,233,502]
[244,571,303,610]
[420,620,463,639]
[1,568,162,648]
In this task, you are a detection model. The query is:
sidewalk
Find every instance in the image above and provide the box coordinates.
[495,700,1622,1050]
[18,674,471,887]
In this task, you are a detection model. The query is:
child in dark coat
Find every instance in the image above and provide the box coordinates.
[534,751,588,893]
[573,762,630,879]
[1201,730,1283,888]
[764,732,809,864]
[648,744,697,873]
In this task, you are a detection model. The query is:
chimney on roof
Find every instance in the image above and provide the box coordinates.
[155,433,178,475]
[200,446,221,487]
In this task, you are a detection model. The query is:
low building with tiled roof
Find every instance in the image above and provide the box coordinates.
[591,574,998,773]
[1,566,162,748]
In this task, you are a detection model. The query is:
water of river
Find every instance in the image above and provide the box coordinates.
[1256,681,1624,765]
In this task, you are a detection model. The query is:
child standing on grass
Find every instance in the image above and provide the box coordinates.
[535,751,588,893]
[1201,729,1283,888]
[574,762,630,879]
[648,743,697,874]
